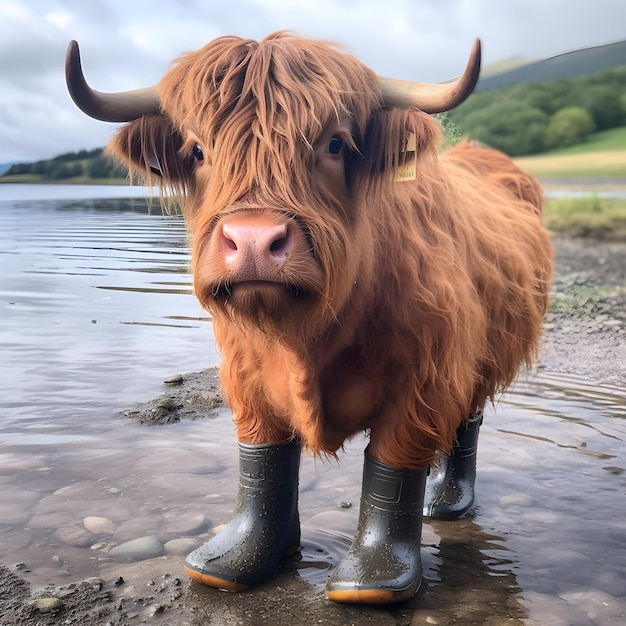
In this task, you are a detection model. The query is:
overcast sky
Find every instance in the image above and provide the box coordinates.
[0,0,624,164]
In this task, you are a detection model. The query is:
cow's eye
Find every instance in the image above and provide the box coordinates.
[192,143,204,162]
[327,136,344,155]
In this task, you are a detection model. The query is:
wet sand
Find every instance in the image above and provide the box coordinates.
[1,233,625,626]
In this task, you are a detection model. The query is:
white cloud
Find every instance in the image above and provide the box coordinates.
[118,19,223,62]
[45,11,73,30]
[0,0,29,20]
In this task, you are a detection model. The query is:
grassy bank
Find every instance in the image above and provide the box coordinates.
[544,196,626,240]
[510,128,626,238]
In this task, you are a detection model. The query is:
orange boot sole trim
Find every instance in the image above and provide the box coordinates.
[183,565,250,592]
[326,582,418,605]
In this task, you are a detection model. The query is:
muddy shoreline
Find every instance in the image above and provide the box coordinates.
[1,232,625,625]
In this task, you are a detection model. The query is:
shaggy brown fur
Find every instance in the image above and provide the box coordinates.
[108,32,553,469]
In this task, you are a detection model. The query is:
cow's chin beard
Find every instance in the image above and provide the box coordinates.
[207,281,317,333]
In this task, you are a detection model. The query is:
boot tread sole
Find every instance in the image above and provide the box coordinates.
[326,581,418,604]
[183,565,250,591]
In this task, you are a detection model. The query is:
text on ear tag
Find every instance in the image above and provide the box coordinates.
[395,131,416,182]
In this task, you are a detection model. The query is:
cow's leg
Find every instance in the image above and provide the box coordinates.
[423,410,482,519]
[184,439,301,590]
[326,446,428,604]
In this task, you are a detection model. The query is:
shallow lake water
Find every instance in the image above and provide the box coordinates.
[0,185,624,625]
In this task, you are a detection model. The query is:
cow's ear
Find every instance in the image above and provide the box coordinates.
[107,115,193,187]
[358,108,442,185]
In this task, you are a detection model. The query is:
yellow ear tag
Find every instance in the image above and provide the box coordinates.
[395,131,416,182]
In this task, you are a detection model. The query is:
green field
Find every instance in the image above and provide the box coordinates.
[513,127,626,178]
[542,126,626,155]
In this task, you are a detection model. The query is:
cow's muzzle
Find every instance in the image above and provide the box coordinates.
[218,218,296,284]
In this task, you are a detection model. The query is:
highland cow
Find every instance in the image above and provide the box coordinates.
[66,32,553,604]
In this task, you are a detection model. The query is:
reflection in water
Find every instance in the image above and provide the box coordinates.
[417,518,527,624]
[0,189,625,624]
[480,373,626,625]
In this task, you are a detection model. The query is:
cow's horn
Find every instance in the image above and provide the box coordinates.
[379,39,481,113]
[65,40,161,122]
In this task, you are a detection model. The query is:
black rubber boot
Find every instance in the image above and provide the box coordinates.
[184,440,301,590]
[423,410,483,520]
[326,448,428,604]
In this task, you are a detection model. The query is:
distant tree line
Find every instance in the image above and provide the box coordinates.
[3,148,127,180]
[449,66,626,156]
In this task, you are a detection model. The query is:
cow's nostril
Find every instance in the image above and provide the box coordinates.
[269,231,290,254]
[221,222,291,257]
[222,231,238,252]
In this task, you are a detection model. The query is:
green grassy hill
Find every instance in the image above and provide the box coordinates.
[478,39,626,91]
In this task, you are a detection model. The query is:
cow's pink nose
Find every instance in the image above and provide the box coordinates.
[221,221,293,257]
[220,221,294,281]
